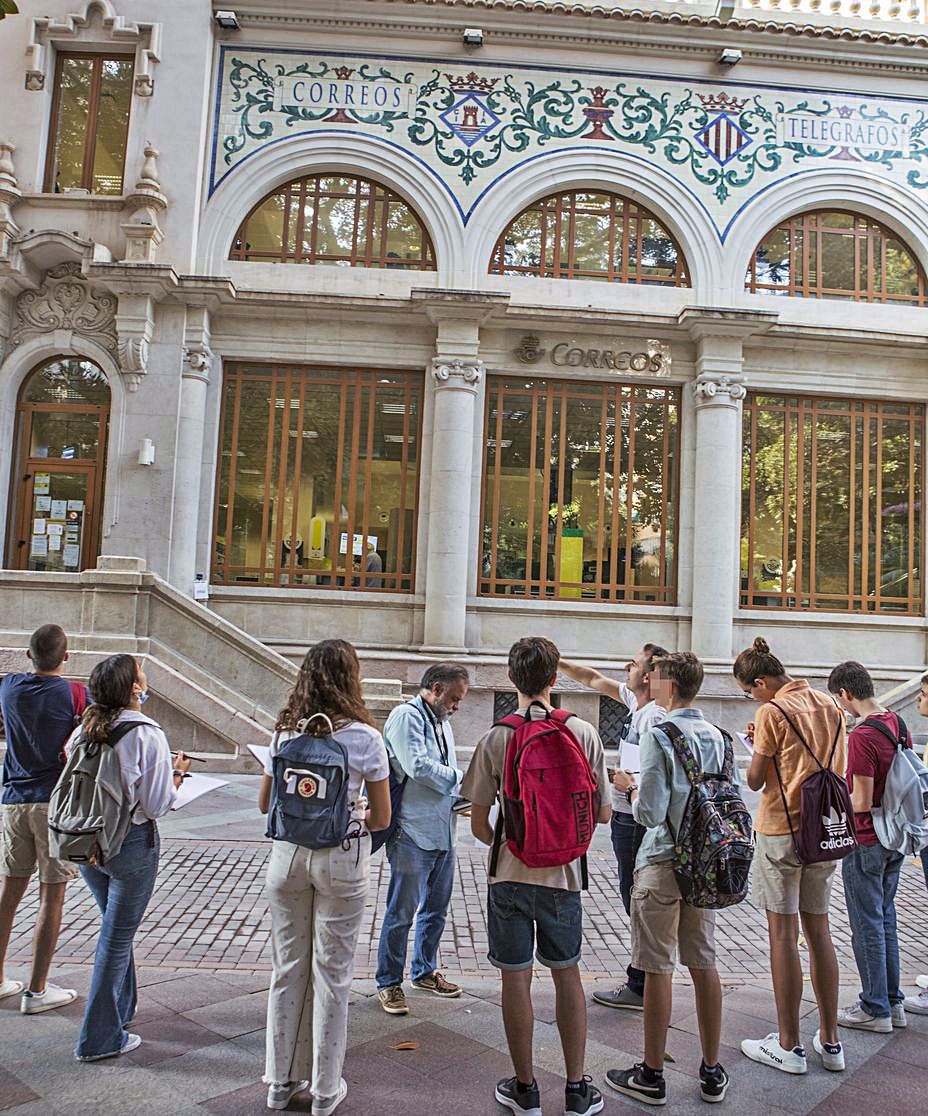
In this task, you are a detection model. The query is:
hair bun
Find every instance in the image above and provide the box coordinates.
[752,637,770,654]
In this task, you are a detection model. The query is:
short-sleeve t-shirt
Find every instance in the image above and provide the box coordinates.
[461,706,608,892]
[263,721,390,825]
[846,711,903,847]
[0,673,88,804]
[752,680,847,837]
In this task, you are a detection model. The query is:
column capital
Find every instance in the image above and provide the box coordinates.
[431,356,484,392]
[692,375,747,408]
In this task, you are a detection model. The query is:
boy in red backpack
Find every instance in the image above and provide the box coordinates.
[462,636,610,1116]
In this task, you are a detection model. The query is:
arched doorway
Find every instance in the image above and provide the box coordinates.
[7,357,110,572]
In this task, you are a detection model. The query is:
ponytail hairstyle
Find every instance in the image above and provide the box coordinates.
[82,654,139,743]
[276,639,373,734]
[733,637,786,686]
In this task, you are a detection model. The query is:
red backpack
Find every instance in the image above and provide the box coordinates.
[489,703,600,887]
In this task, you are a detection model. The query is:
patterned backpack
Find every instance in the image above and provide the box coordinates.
[658,722,754,910]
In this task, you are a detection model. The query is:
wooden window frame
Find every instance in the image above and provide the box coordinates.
[741,391,924,615]
[229,174,436,270]
[746,210,928,305]
[478,375,680,604]
[212,362,423,592]
[44,50,135,195]
[489,190,690,286]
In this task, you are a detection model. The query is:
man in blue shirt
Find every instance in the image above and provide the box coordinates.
[0,624,85,1013]
[376,663,469,1016]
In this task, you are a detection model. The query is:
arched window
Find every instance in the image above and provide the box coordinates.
[8,357,110,573]
[229,173,435,269]
[489,190,690,285]
[747,210,927,304]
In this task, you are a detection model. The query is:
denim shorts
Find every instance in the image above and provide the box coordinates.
[486,882,582,971]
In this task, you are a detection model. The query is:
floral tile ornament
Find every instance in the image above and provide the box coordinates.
[212,48,928,236]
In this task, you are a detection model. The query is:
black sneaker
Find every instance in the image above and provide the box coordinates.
[565,1076,604,1114]
[495,1076,542,1116]
[699,1063,730,1104]
[604,1064,667,1107]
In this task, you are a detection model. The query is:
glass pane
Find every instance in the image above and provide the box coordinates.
[23,359,110,405]
[90,58,133,194]
[240,194,287,256]
[752,228,790,289]
[49,57,94,192]
[26,472,88,572]
[821,231,855,296]
[884,239,921,298]
[29,412,101,460]
[812,410,851,599]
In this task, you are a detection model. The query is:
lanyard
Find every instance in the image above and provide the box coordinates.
[420,699,449,766]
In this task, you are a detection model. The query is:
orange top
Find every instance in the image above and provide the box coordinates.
[753,680,847,837]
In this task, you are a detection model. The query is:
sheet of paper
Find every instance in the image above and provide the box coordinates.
[247,743,270,769]
[67,499,85,512]
[474,803,500,850]
[33,518,47,534]
[736,732,754,755]
[619,739,641,773]
[48,534,62,552]
[30,535,48,557]
[171,773,229,810]
[34,474,50,495]
[47,523,64,536]
[50,499,67,520]
[35,496,51,513]
[62,543,80,567]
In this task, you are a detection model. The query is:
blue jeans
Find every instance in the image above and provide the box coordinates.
[76,822,160,1059]
[376,829,455,989]
[841,842,904,1019]
[611,811,646,996]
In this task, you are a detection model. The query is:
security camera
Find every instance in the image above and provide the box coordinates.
[463,27,484,46]
[214,10,240,30]
[718,48,743,66]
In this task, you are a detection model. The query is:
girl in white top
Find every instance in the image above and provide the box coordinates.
[258,638,390,1116]
[69,654,191,1062]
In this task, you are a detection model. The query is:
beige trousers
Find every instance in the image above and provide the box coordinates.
[264,836,370,1097]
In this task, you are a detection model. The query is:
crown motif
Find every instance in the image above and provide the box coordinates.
[697,92,748,114]
[332,66,355,80]
[822,808,848,837]
[446,72,499,95]
[836,105,855,119]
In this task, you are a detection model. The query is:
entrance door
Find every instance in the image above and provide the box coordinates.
[7,357,109,572]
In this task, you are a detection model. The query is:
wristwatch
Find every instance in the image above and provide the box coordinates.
[625,784,638,805]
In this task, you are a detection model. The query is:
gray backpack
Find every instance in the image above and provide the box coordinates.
[48,721,137,864]
[862,715,928,855]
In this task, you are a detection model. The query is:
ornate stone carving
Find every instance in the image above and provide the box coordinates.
[121,145,167,263]
[114,292,155,391]
[431,357,484,388]
[183,346,212,378]
[11,263,117,351]
[692,375,747,403]
[0,142,21,258]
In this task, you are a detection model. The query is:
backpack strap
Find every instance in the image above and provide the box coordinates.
[860,714,910,751]
[69,681,88,719]
[768,700,844,773]
[656,721,700,787]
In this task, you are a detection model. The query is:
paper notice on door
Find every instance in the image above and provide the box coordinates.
[30,535,48,557]
[34,474,50,495]
[67,499,84,512]
[35,496,51,513]
[32,518,47,534]
[48,534,62,552]
[62,543,80,567]
[47,523,64,536]
[50,499,67,520]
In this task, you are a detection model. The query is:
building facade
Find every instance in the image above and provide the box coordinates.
[2,0,927,734]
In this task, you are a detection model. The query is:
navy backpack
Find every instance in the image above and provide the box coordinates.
[266,714,351,850]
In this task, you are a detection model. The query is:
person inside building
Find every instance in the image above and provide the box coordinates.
[463,636,610,1116]
[0,624,86,1013]
[560,645,668,1011]
[71,654,191,1062]
[258,639,391,1114]
[376,663,469,1015]
[734,638,847,1075]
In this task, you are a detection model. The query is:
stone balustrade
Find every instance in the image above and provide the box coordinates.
[559,0,926,26]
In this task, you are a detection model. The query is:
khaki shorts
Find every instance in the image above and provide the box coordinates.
[630,861,716,975]
[752,831,837,916]
[1,803,79,885]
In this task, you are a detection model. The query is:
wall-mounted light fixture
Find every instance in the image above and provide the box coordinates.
[463,27,484,46]
[214,10,241,30]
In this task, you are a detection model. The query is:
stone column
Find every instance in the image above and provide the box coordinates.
[679,309,777,662]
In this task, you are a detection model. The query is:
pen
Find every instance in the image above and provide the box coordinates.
[173,753,206,763]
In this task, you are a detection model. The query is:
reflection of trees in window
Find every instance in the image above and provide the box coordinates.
[747,210,927,304]
[480,377,679,602]
[230,175,435,269]
[213,363,422,591]
[741,393,923,614]
[489,191,689,285]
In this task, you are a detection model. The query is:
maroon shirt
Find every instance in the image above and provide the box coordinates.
[846,711,904,847]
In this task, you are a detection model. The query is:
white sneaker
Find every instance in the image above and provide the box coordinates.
[837,1001,892,1033]
[904,988,928,1015]
[915,974,928,990]
[812,1030,845,1072]
[740,1033,807,1075]
[0,978,24,1000]
[892,1003,908,1028]
[267,1080,310,1110]
[20,983,77,1014]
[312,1079,347,1116]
